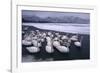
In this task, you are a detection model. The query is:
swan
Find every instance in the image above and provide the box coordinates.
[32,39,38,47]
[50,34,54,38]
[47,41,52,46]
[57,34,61,38]
[74,41,81,47]
[30,31,35,35]
[22,40,32,45]
[55,33,59,36]
[37,42,42,47]
[38,33,42,37]
[68,39,71,43]
[40,38,45,42]
[22,36,32,45]
[53,37,70,53]
[42,33,46,38]
[45,36,54,53]
[26,46,40,53]
[32,36,38,40]
[46,36,52,45]
[45,45,54,53]
[56,46,69,53]
[25,36,32,41]
[53,37,59,41]
[53,41,69,53]
[70,35,78,41]
[32,37,42,47]
[46,36,51,41]
[61,35,68,40]
[74,36,83,47]
[47,32,52,36]
[53,40,60,48]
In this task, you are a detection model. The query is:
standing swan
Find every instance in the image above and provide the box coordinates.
[45,36,54,53]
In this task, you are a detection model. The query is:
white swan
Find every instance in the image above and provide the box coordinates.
[46,36,51,41]
[47,41,52,46]
[26,46,40,53]
[55,33,59,36]
[74,36,83,47]
[70,35,78,41]
[53,37,59,41]
[37,42,41,47]
[45,36,54,53]
[74,41,81,47]
[40,38,45,42]
[51,34,54,38]
[47,32,52,36]
[53,41,60,47]
[57,34,61,38]
[22,40,32,45]
[46,36,52,45]
[32,40,38,47]
[42,33,46,38]
[25,36,32,41]
[45,45,54,53]
[56,46,69,53]
[61,35,68,40]
[53,38,69,53]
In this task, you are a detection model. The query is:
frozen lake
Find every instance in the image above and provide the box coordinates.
[22,23,90,35]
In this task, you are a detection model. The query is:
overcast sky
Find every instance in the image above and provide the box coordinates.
[22,10,90,19]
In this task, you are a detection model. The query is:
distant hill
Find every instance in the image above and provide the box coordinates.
[22,15,90,24]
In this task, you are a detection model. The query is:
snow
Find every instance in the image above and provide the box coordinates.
[23,23,90,34]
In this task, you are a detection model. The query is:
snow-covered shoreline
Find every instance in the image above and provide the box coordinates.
[22,23,90,35]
